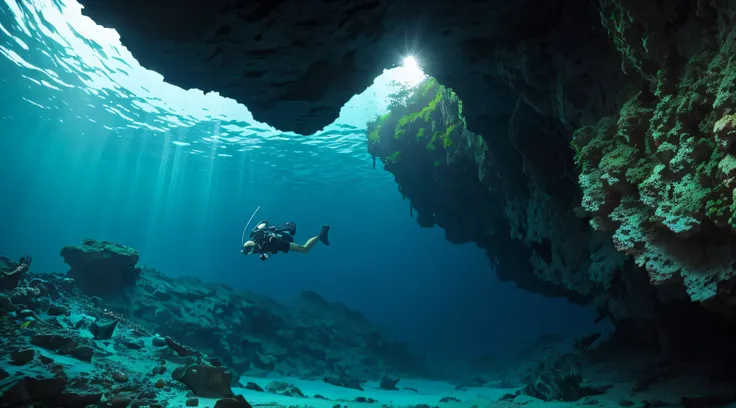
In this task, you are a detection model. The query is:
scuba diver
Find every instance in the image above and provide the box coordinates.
[242,220,330,260]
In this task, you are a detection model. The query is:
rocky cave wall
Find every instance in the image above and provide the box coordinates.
[75,0,736,339]
[365,77,657,326]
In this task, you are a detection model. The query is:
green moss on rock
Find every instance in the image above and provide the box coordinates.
[366,76,469,166]
[599,0,645,76]
[571,23,736,305]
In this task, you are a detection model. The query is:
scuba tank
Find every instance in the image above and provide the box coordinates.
[250,220,296,238]
[248,220,297,260]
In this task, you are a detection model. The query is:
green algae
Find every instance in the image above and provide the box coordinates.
[599,0,646,76]
[386,151,402,164]
[705,187,731,224]
[570,17,736,302]
[366,75,469,164]
[443,121,461,149]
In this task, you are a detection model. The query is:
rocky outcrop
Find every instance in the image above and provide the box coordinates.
[264,381,305,397]
[173,364,235,398]
[0,255,32,291]
[60,239,141,297]
[520,352,608,402]
[59,239,425,380]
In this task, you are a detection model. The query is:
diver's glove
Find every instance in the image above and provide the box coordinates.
[242,243,255,255]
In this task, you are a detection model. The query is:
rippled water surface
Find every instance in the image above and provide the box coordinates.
[0,0,439,276]
[0,0,425,174]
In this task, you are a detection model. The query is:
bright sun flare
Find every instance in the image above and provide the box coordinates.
[393,55,425,86]
[404,56,421,70]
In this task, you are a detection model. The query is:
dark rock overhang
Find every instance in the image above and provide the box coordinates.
[76,0,612,136]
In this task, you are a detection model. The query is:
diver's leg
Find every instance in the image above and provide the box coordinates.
[289,236,320,253]
[288,227,330,254]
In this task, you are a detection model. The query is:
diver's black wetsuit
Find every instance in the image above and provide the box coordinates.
[249,221,297,258]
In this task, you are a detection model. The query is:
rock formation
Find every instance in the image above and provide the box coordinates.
[366,68,736,372]
[365,1,736,346]
[366,77,644,322]
[60,239,141,296]
[0,254,32,291]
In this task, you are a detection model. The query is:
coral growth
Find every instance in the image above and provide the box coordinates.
[572,2,736,310]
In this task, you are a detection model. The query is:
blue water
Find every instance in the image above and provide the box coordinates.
[0,0,599,362]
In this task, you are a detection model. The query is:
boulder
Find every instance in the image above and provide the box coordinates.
[264,381,304,397]
[10,349,35,366]
[89,319,118,340]
[324,374,363,391]
[172,364,235,398]
[379,375,400,390]
[213,395,252,408]
[60,239,141,297]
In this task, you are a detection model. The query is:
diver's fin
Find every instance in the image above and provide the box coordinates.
[319,226,331,246]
